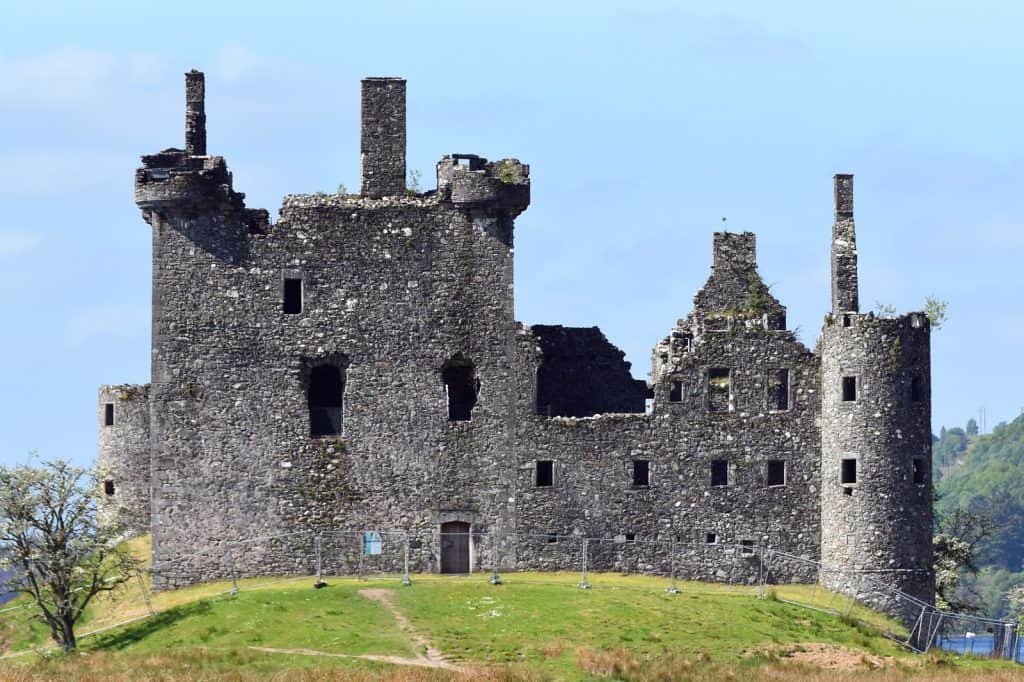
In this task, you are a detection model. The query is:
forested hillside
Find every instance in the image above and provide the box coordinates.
[935,413,1024,617]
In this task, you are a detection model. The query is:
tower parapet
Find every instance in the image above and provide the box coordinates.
[436,154,531,216]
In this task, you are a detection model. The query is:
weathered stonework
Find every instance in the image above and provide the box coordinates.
[97,384,151,535]
[98,72,933,615]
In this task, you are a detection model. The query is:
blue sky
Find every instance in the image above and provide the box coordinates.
[1,1,1022,467]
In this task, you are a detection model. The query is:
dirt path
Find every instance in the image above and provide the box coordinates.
[249,588,463,672]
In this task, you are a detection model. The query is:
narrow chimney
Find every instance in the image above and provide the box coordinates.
[360,78,406,197]
[831,174,859,314]
[185,70,206,156]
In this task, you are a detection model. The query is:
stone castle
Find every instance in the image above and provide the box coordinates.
[97,71,934,607]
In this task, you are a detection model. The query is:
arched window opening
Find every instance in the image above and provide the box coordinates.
[442,357,478,422]
[309,364,344,436]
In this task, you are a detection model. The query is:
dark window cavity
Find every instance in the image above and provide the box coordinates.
[536,460,553,487]
[625,533,636,543]
[104,403,115,426]
[911,375,924,402]
[740,540,755,556]
[913,458,927,485]
[682,333,694,352]
[309,364,344,436]
[841,458,858,485]
[711,460,729,487]
[842,376,857,402]
[547,533,558,543]
[632,460,650,486]
[842,314,852,327]
[283,278,302,314]
[708,368,731,412]
[669,380,683,403]
[442,356,478,422]
[705,532,717,544]
[766,460,786,487]
[104,480,115,496]
[770,369,790,410]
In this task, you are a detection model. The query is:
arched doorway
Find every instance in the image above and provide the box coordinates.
[440,521,470,574]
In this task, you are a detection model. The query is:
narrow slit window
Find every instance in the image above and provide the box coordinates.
[104,403,115,426]
[711,460,728,487]
[911,375,924,402]
[913,458,927,485]
[632,460,650,486]
[708,368,731,412]
[842,376,857,402]
[770,369,790,410]
[442,357,478,422]
[283,278,303,314]
[669,380,683,403]
[842,314,852,327]
[103,480,115,496]
[309,364,344,436]
[766,460,786,486]
[536,460,553,487]
[841,458,857,485]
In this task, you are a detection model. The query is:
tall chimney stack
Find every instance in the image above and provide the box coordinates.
[360,78,406,197]
[831,173,859,314]
[185,70,206,156]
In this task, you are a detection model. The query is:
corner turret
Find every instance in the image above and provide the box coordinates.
[436,154,531,217]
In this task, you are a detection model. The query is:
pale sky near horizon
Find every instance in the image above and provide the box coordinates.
[1,1,1022,467]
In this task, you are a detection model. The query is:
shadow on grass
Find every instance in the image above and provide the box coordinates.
[89,599,214,651]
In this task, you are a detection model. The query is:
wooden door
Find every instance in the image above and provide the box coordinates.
[440,521,470,574]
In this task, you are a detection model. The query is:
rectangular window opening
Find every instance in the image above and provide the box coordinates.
[708,368,731,412]
[669,380,683,403]
[911,375,924,402]
[705,532,717,544]
[913,458,927,485]
[842,376,857,402]
[283,278,303,314]
[841,458,858,485]
[536,460,553,487]
[711,460,729,487]
[766,460,786,487]
[547,533,558,544]
[632,460,650,487]
[103,480,115,496]
[625,533,636,543]
[740,540,755,556]
[770,369,790,410]
[104,403,115,426]
[842,314,852,327]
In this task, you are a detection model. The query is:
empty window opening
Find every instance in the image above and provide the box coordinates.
[103,480,115,496]
[705,532,717,544]
[283,278,302,314]
[766,460,786,487]
[911,375,924,402]
[546,533,558,543]
[669,380,683,403]
[682,333,694,352]
[843,487,853,496]
[625,533,636,543]
[644,398,653,414]
[309,364,344,437]
[842,376,857,402]
[711,460,729,487]
[104,403,115,426]
[913,458,927,485]
[770,369,790,410]
[708,368,732,412]
[456,157,472,167]
[632,460,650,486]
[841,458,858,485]
[536,460,553,487]
[442,357,478,422]
[740,540,755,556]
[842,314,852,327]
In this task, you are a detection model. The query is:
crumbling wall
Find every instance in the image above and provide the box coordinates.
[97,384,151,536]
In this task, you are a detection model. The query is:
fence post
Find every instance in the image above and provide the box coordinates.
[578,538,591,589]
[489,531,502,585]
[136,572,155,616]
[227,552,239,596]
[666,538,679,594]
[314,535,327,588]
[357,531,365,580]
[402,532,412,586]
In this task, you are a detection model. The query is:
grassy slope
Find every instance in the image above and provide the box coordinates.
[0,537,1019,680]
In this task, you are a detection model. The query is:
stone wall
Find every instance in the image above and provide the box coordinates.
[97,384,151,536]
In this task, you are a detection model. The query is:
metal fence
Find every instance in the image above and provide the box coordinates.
[2,529,1019,663]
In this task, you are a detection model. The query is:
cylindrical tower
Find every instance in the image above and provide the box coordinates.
[97,384,151,536]
[819,175,934,626]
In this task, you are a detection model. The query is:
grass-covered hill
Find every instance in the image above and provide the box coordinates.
[0,536,1020,681]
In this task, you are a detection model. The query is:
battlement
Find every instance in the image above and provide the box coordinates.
[436,154,531,215]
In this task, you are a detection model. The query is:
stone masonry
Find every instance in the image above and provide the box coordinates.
[98,72,933,615]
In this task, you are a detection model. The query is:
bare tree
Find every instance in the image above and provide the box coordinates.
[0,458,141,651]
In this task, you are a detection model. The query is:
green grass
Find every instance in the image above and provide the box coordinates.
[2,538,1021,680]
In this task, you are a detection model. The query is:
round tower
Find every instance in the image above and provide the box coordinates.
[97,384,151,536]
[819,175,934,624]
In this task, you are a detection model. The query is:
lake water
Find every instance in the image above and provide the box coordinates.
[936,634,1023,662]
